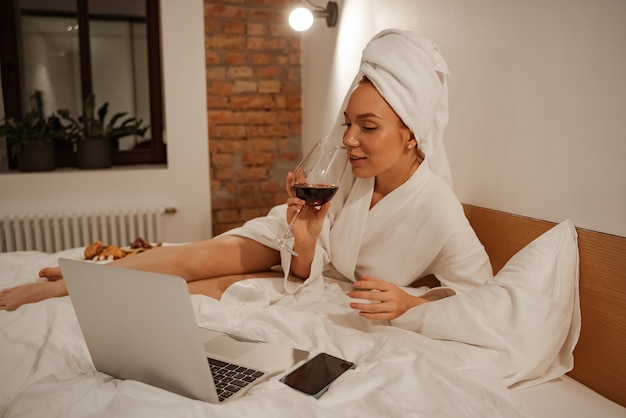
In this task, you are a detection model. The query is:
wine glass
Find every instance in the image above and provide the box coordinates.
[263,140,348,256]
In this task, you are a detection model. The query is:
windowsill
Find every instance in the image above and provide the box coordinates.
[0,164,168,175]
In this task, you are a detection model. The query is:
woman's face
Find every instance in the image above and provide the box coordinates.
[342,81,415,185]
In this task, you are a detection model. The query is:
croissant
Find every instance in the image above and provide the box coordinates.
[84,237,158,261]
[84,240,103,260]
[98,245,126,260]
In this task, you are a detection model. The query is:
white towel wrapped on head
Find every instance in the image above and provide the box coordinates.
[327,28,453,187]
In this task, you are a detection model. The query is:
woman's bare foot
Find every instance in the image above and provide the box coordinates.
[0,280,68,311]
[39,266,64,281]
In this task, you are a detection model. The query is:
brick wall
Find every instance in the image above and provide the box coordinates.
[204,0,302,235]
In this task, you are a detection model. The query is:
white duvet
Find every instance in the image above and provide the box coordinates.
[0,249,534,418]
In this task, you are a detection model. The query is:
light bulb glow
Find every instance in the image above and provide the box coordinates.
[288,7,314,31]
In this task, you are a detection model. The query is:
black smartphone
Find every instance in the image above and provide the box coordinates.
[280,352,355,399]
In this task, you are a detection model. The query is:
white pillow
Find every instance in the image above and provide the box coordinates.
[392,219,581,388]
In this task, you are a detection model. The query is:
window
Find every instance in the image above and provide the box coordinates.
[0,0,165,170]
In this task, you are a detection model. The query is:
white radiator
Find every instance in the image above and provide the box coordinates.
[0,207,177,253]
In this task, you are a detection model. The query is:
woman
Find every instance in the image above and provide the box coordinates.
[0,29,492,323]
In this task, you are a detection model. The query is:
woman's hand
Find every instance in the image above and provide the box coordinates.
[285,171,330,279]
[285,171,329,249]
[348,275,428,320]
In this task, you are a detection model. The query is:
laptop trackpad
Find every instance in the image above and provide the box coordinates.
[203,335,260,359]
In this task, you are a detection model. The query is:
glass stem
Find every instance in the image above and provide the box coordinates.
[280,205,303,241]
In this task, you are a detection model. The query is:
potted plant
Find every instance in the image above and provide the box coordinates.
[0,91,66,172]
[58,93,149,169]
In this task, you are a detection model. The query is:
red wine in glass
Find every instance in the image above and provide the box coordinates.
[292,183,339,206]
[262,141,347,256]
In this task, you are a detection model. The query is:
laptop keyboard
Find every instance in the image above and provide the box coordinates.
[207,358,266,402]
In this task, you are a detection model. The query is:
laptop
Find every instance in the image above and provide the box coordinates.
[59,258,309,403]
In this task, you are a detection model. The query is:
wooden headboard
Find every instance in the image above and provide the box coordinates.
[463,204,626,407]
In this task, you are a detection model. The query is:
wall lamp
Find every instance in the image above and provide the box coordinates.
[288,1,338,32]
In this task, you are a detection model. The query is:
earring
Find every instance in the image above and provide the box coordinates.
[407,144,413,150]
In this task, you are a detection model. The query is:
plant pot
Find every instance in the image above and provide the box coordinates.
[17,140,56,172]
[76,137,112,169]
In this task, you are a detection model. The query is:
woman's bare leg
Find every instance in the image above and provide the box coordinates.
[104,235,280,282]
[0,280,68,311]
[1,235,281,311]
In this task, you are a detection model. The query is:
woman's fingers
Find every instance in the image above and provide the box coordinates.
[348,275,425,320]
[286,171,295,197]
[352,275,389,291]
[316,202,331,220]
[287,196,304,207]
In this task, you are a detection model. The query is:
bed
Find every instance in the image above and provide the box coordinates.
[1,205,624,417]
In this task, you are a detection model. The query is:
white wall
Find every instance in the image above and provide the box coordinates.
[0,0,212,243]
[301,0,626,237]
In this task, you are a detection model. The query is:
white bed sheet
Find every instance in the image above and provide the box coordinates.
[0,249,623,418]
[512,375,625,418]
